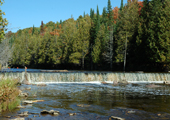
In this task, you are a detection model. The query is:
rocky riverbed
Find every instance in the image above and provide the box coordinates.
[1,83,170,120]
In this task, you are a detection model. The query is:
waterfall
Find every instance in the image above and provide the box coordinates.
[0,72,169,83]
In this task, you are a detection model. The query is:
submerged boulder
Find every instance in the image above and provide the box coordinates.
[18,111,29,117]
[146,84,161,88]
[101,81,109,84]
[37,83,47,86]
[77,104,91,107]
[10,118,25,120]
[17,105,26,109]
[118,79,128,85]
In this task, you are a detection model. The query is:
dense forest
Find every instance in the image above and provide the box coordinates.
[1,0,170,72]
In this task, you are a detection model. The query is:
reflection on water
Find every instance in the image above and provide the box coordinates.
[1,83,170,120]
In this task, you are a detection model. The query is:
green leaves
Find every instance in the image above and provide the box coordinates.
[0,0,8,42]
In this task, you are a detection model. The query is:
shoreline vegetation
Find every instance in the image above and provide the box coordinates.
[0,78,20,112]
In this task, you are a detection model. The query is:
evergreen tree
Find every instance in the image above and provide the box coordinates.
[120,0,124,11]
[95,5,100,33]
[92,5,101,68]
[102,7,107,25]
[135,0,170,71]
[92,24,106,67]
[115,0,140,71]
[90,8,95,20]
[104,0,114,70]
[83,11,86,18]
[32,25,35,35]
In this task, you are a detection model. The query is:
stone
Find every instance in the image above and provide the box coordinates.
[40,110,49,114]
[77,104,91,107]
[101,81,108,84]
[19,92,29,97]
[40,110,60,115]
[37,83,47,86]
[127,110,135,114]
[48,110,55,114]
[25,87,31,90]
[22,100,33,104]
[69,113,76,116]
[10,118,25,120]
[164,81,170,85]
[146,84,161,88]
[110,116,125,120]
[17,105,26,109]
[18,111,29,117]
[53,112,60,116]
[32,100,45,103]
[118,79,128,85]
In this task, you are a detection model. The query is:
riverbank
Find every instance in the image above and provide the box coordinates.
[0,78,20,112]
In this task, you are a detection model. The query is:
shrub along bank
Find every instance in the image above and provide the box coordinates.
[0,78,20,112]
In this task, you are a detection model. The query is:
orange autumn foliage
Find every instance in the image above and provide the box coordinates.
[112,7,119,24]
[28,28,32,34]
[138,1,143,15]
[50,30,59,36]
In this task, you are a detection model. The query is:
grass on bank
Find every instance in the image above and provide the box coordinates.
[0,78,20,112]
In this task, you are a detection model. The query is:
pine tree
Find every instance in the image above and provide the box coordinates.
[120,0,124,11]
[95,5,100,34]
[92,5,101,69]
[102,7,107,25]
[104,0,114,70]
[32,25,35,35]
[136,0,170,70]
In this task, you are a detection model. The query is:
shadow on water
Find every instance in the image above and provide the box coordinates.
[1,83,170,120]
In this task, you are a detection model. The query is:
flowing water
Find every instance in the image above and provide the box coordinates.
[0,69,170,120]
[0,83,170,120]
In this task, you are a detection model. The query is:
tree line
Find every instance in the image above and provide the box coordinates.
[3,0,170,72]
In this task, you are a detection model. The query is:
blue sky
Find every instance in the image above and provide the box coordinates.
[2,0,127,33]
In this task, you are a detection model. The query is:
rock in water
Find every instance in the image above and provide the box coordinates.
[101,81,109,84]
[146,84,161,88]
[10,118,25,120]
[164,81,170,85]
[40,110,59,115]
[19,92,29,97]
[69,113,76,116]
[22,100,33,104]
[110,116,125,120]
[37,83,47,86]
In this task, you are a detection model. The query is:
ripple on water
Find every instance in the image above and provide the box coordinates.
[1,83,170,119]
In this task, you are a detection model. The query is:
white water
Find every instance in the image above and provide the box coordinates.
[0,72,169,83]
